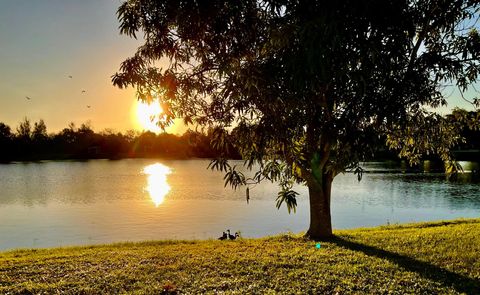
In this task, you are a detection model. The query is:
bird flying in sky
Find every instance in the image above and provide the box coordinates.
[25,96,31,100]
[68,75,73,79]
[81,90,86,94]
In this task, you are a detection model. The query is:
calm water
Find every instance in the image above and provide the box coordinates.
[0,159,479,250]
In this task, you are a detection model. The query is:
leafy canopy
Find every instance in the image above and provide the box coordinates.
[113,0,480,209]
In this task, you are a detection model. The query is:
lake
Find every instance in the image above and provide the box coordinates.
[0,159,479,251]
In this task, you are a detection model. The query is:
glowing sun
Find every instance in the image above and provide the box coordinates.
[135,100,163,133]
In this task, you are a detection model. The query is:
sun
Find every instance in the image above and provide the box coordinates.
[132,99,187,134]
[135,100,163,133]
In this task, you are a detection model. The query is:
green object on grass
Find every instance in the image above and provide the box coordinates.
[1,219,479,293]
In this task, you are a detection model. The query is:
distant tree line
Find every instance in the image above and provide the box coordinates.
[444,108,480,161]
[0,118,240,162]
[446,109,480,150]
[0,109,478,163]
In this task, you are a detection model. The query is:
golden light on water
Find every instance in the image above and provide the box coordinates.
[143,163,172,207]
[135,100,163,133]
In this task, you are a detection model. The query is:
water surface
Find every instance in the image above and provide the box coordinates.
[0,159,478,250]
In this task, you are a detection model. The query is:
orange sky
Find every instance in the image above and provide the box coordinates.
[0,1,185,134]
[0,1,476,135]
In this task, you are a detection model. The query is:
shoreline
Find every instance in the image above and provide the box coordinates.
[1,218,478,253]
[1,218,479,293]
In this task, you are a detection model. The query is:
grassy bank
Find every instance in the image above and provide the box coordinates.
[1,219,479,294]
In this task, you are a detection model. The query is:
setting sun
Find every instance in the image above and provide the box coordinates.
[132,99,186,134]
[135,100,163,133]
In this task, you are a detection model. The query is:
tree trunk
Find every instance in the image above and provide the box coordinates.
[305,174,333,239]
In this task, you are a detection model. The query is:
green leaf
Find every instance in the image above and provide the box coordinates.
[276,189,299,214]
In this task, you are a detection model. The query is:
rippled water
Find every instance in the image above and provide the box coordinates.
[0,159,479,250]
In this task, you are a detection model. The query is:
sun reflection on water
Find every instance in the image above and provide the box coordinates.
[143,163,172,207]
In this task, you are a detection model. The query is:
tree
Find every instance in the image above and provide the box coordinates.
[15,117,33,159]
[113,0,480,238]
[0,122,13,162]
[30,119,49,157]
[0,122,12,140]
[446,108,480,151]
[32,119,48,142]
[16,117,31,141]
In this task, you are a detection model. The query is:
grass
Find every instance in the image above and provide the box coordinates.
[1,219,479,294]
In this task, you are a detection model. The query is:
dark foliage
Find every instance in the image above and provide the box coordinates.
[0,119,240,162]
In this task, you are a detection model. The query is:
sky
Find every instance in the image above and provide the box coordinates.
[0,0,182,134]
[0,1,477,134]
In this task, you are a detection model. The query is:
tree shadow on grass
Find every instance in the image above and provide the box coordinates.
[330,236,480,295]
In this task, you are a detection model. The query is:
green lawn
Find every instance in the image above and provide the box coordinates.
[1,219,479,294]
